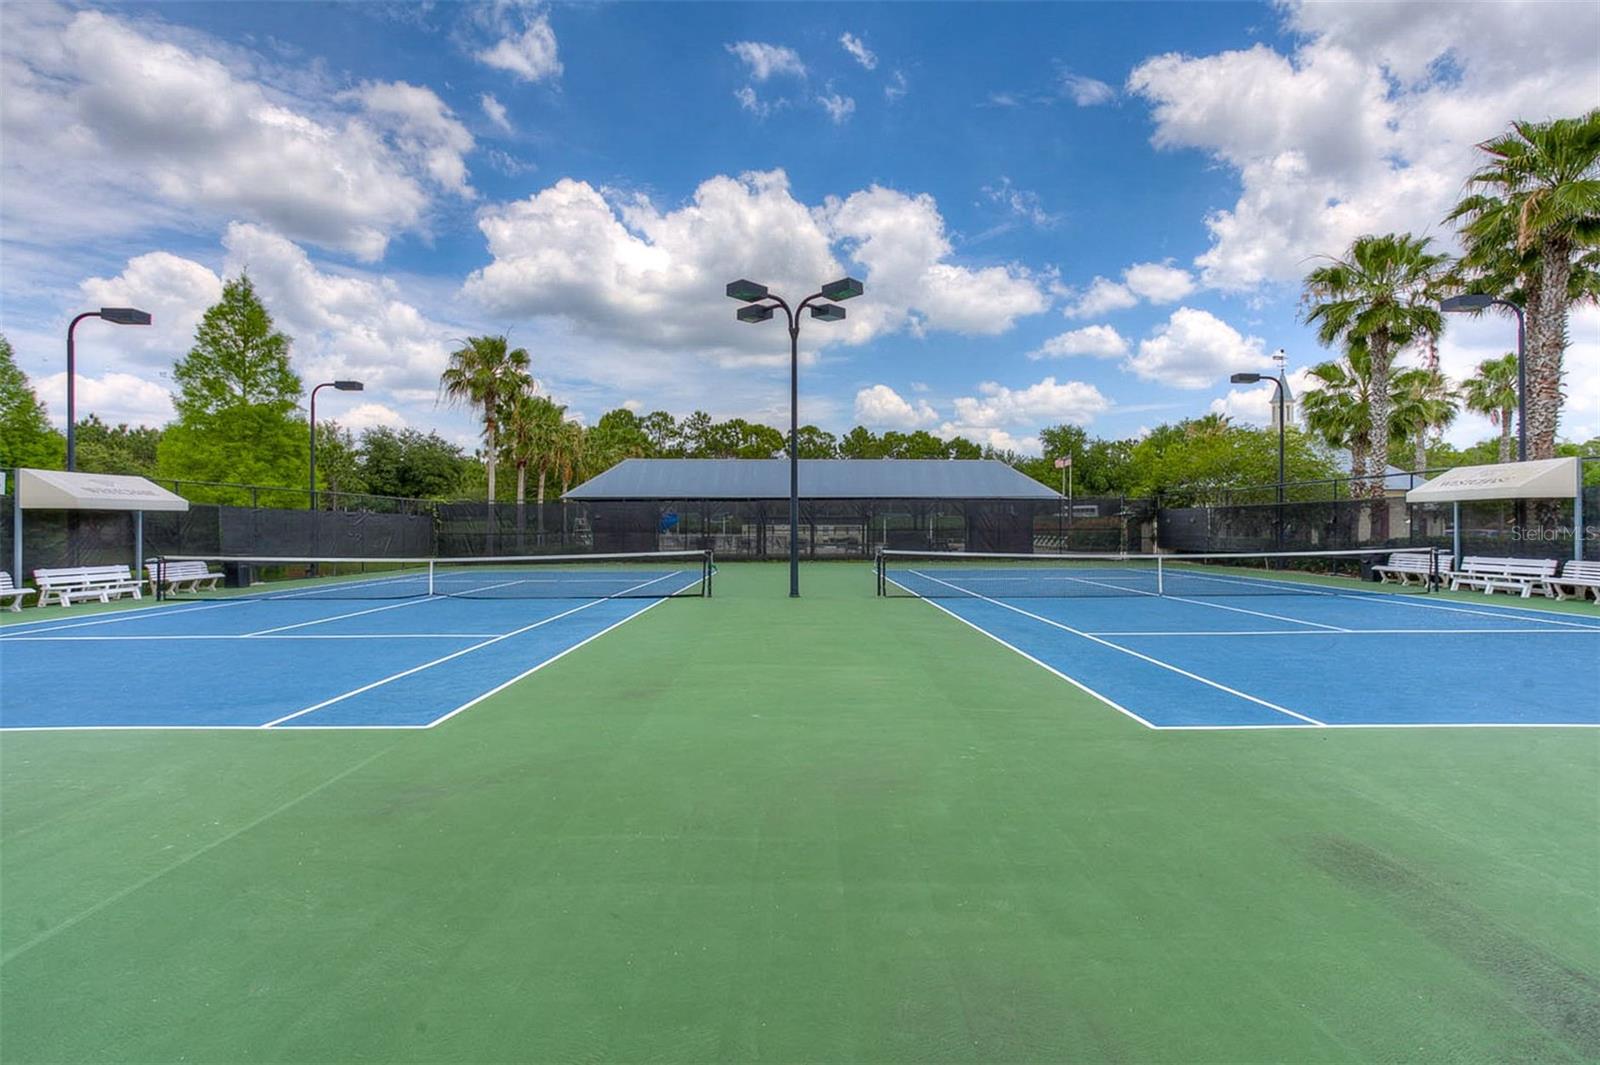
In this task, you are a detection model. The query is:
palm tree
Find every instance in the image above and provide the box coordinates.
[438,335,532,502]
[1299,346,1375,488]
[1448,110,1600,458]
[500,391,561,506]
[1462,353,1521,463]
[1302,233,1449,500]
[1389,367,1458,476]
[554,419,586,497]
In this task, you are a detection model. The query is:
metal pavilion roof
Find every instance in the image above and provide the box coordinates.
[563,459,1061,500]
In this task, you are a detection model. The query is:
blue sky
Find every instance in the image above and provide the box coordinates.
[2,0,1596,456]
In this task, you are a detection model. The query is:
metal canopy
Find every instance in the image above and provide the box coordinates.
[16,468,189,511]
[1404,457,1579,503]
[564,459,1063,500]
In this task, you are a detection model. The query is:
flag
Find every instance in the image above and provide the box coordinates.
[1053,457,1071,469]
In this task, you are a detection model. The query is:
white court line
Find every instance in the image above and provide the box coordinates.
[259,570,683,728]
[2,633,502,642]
[423,573,706,729]
[1083,627,1600,637]
[906,569,1326,727]
[897,588,1158,730]
[0,600,246,637]
[1331,590,1600,629]
[1153,721,1600,731]
[236,574,548,636]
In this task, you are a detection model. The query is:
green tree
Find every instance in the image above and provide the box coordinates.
[171,275,300,420]
[639,410,680,456]
[1302,233,1449,499]
[1124,419,1338,502]
[1462,353,1521,463]
[312,421,366,500]
[73,415,162,476]
[361,427,470,499]
[439,335,532,503]
[586,409,653,473]
[790,425,839,458]
[678,411,715,457]
[158,276,306,496]
[1388,367,1457,475]
[1300,346,1376,483]
[0,335,66,469]
[501,393,566,505]
[1449,110,1600,458]
[838,426,884,459]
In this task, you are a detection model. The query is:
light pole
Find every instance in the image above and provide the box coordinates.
[309,380,364,507]
[1232,357,1288,549]
[1441,294,1526,461]
[66,307,152,470]
[726,276,863,597]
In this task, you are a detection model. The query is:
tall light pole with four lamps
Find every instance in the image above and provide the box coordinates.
[66,307,153,471]
[1440,293,1526,462]
[726,276,864,597]
[309,380,364,508]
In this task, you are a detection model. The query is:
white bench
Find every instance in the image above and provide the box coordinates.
[1448,556,1559,599]
[1372,552,1446,587]
[1546,560,1600,602]
[146,559,224,596]
[1,572,37,612]
[33,565,144,607]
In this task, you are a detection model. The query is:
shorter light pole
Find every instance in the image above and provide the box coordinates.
[309,380,364,507]
[1232,365,1288,549]
[726,276,863,597]
[66,307,152,470]
[1441,294,1526,461]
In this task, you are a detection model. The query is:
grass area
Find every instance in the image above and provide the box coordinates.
[1,561,1597,1062]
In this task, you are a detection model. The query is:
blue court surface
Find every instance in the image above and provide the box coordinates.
[0,591,681,730]
[889,571,1600,729]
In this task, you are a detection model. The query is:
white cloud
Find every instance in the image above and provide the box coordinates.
[734,86,773,117]
[480,93,511,133]
[464,170,1049,362]
[476,9,562,82]
[1029,325,1129,361]
[1128,2,1600,290]
[725,41,805,81]
[37,371,174,429]
[220,222,460,401]
[982,178,1060,228]
[1122,260,1196,303]
[348,81,476,198]
[0,5,462,259]
[1127,307,1270,389]
[853,384,937,429]
[1208,367,1318,424]
[840,32,877,70]
[885,70,908,102]
[1061,72,1114,106]
[334,402,408,432]
[1064,277,1138,319]
[817,92,856,124]
[78,252,225,369]
[940,376,1110,452]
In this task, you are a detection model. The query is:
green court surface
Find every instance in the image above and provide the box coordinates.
[1,563,1596,1062]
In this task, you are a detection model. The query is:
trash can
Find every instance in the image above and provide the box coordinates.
[223,562,255,588]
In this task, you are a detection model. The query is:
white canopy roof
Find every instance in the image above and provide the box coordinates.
[16,468,189,511]
[1405,457,1579,503]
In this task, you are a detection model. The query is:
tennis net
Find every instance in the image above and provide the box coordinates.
[877,547,1438,599]
[152,551,714,601]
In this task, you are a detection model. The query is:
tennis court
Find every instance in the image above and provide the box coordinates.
[0,552,712,730]
[2,559,1596,1063]
[879,549,1600,729]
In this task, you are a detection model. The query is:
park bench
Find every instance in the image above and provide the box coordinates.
[33,565,144,607]
[1545,560,1600,603]
[1,572,37,612]
[1371,552,1446,587]
[146,559,224,596]
[1447,556,1558,599]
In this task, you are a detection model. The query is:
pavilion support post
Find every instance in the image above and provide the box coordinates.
[1575,462,1585,563]
[134,511,144,581]
[1452,501,1462,571]
[11,474,21,587]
